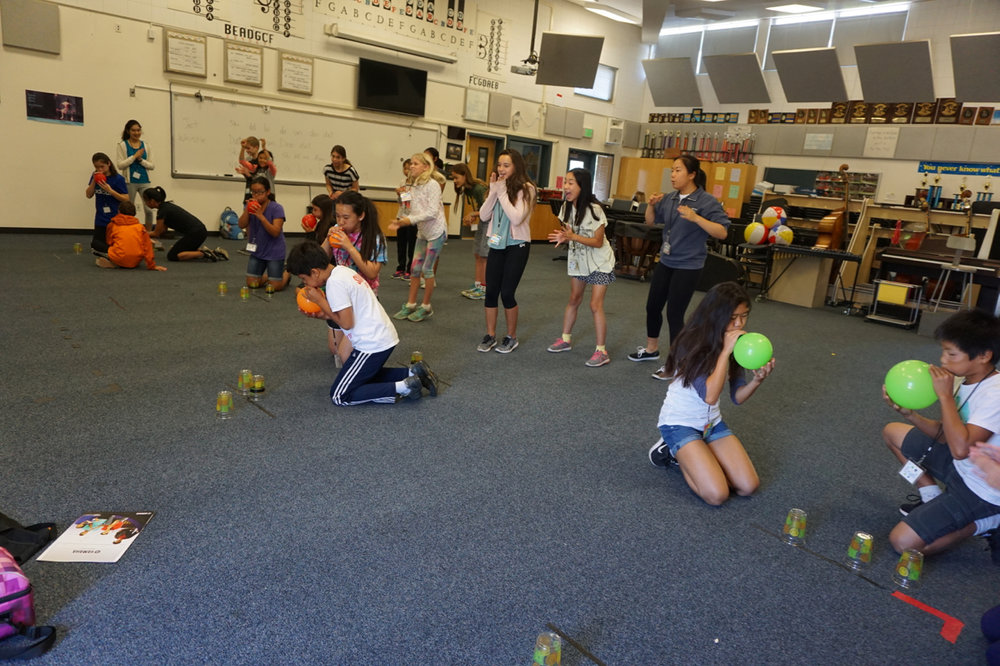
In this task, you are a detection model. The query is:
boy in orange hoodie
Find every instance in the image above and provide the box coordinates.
[97,201,166,271]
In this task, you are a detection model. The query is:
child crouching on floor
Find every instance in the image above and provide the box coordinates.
[97,201,166,271]
[286,240,440,405]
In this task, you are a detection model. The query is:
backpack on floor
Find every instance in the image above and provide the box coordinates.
[0,513,55,566]
[220,207,244,240]
[0,547,55,660]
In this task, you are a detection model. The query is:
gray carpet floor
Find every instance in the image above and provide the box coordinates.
[2,232,997,664]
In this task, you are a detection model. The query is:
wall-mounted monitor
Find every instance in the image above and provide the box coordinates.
[356,58,427,117]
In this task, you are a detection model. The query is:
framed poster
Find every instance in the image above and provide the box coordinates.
[163,29,206,78]
[224,42,263,87]
[279,52,313,95]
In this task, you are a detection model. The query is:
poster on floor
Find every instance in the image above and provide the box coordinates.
[25,90,84,125]
[37,511,154,563]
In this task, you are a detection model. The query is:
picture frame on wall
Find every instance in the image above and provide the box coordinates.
[278,52,313,95]
[445,142,463,161]
[163,29,207,78]
[224,41,263,87]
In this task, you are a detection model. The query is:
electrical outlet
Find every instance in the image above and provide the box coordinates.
[130,87,136,98]
[114,24,121,33]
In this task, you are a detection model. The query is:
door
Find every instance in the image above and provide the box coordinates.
[464,134,504,237]
[467,134,502,182]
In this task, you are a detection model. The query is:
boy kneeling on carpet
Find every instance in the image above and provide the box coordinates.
[882,309,1000,557]
[287,240,438,405]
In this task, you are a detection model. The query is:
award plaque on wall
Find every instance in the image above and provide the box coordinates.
[782,112,796,124]
[935,98,961,124]
[868,102,890,124]
[848,100,868,124]
[819,108,831,124]
[768,112,783,124]
[977,107,995,125]
[959,106,977,125]
[795,109,807,123]
[806,108,819,124]
[890,102,914,124]
[830,101,849,124]
[913,100,938,124]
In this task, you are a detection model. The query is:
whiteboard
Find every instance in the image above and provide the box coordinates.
[169,92,438,189]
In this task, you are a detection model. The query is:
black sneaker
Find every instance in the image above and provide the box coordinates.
[899,494,923,516]
[410,360,439,397]
[213,246,230,261]
[628,346,660,362]
[648,438,678,469]
[400,375,423,401]
[201,248,218,262]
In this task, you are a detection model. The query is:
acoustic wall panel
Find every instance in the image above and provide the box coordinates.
[535,33,604,88]
[930,126,975,162]
[773,125,806,156]
[969,126,1000,163]
[545,105,566,136]
[854,41,935,102]
[772,48,848,103]
[623,120,641,149]
[702,54,770,104]
[488,93,512,127]
[830,126,867,158]
[893,126,931,161]
[0,0,60,54]
[951,32,1000,102]
[753,125,779,156]
[564,109,585,139]
[641,57,701,107]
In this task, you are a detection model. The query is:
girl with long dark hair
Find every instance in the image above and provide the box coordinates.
[648,281,775,506]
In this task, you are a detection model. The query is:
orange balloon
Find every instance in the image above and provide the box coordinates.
[296,288,322,314]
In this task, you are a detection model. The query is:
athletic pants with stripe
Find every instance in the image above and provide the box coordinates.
[330,346,409,406]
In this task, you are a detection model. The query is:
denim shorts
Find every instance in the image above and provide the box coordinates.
[246,255,285,280]
[658,419,735,457]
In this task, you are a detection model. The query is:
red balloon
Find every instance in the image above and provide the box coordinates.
[301,214,317,232]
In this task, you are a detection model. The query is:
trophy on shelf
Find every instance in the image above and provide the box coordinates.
[914,174,929,210]
[977,176,994,202]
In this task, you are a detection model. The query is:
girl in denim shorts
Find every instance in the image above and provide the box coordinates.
[648,282,775,506]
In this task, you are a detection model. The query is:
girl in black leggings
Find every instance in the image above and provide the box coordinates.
[476,149,537,354]
[627,155,730,377]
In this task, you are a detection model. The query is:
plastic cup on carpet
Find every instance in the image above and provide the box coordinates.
[250,374,265,401]
[892,548,923,589]
[73,242,82,255]
[216,390,234,419]
[781,508,807,546]
[845,531,874,570]
[218,280,228,296]
[238,368,252,396]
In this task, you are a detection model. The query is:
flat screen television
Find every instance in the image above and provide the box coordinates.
[356,58,427,117]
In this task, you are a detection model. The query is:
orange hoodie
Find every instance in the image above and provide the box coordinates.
[105,213,157,269]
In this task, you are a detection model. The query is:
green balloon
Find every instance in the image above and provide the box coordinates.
[733,332,773,370]
[885,360,937,410]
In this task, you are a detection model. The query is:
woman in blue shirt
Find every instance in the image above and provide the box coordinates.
[627,155,730,377]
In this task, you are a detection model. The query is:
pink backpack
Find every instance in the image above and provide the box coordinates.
[0,547,54,659]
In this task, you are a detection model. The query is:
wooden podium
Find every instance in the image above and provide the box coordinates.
[768,254,833,308]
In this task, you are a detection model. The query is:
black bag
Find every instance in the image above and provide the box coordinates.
[0,513,56,565]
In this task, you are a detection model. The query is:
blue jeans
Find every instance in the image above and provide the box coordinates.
[658,419,735,457]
